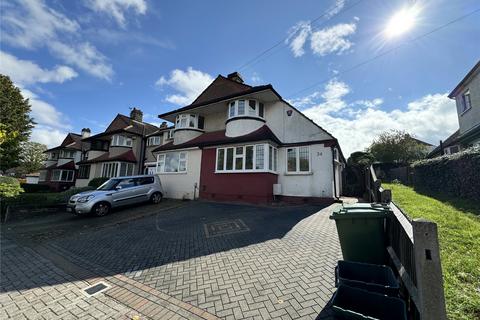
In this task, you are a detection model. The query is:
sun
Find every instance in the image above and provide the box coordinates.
[385,5,421,38]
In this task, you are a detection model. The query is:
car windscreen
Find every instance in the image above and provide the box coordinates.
[97,179,120,190]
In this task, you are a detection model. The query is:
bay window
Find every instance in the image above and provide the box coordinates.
[175,114,204,130]
[78,165,90,179]
[216,143,277,173]
[156,152,187,173]
[101,162,134,178]
[51,169,74,182]
[228,99,265,119]
[60,150,75,158]
[111,135,132,147]
[286,146,310,173]
[147,136,162,146]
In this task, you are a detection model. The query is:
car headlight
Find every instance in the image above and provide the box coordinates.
[77,195,95,203]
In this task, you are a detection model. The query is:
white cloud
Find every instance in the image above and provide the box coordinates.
[18,88,71,148]
[0,51,77,85]
[298,80,458,157]
[286,21,311,57]
[155,67,214,106]
[310,23,357,56]
[327,0,346,18]
[49,41,113,81]
[31,125,68,148]
[0,0,113,80]
[85,0,147,27]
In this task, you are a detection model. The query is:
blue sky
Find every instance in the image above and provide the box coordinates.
[1,0,479,155]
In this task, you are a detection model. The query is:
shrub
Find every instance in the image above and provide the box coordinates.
[4,186,95,208]
[20,183,51,193]
[0,176,23,198]
[88,177,109,189]
[412,147,480,201]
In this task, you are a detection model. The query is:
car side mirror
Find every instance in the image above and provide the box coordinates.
[115,186,122,190]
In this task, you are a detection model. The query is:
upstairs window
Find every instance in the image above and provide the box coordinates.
[175,114,204,130]
[147,136,162,146]
[167,130,174,139]
[228,99,265,119]
[60,150,75,158]
[111,135,132,147]
[462,90,472,113]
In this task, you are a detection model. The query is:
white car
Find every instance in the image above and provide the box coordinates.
[67,175,164,216]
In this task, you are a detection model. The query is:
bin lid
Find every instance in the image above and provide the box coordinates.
[330,207,389,219]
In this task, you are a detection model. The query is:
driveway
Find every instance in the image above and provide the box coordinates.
[1,200,342,319]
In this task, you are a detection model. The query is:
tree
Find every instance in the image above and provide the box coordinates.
[19,141,47,173]
[0,75,35,171]
[347,151,375,168]
[367,130,429,164]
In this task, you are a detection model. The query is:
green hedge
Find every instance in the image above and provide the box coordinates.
[412,147,480,201]
[20,183,51,193]
[4,186,95,208]
[88,177,109,188]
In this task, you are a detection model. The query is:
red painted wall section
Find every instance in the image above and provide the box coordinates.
[199,148,278,204]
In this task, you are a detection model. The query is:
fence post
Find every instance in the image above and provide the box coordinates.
[412,219,447,320]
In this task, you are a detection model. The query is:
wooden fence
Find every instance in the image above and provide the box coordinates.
[365,165,447,320]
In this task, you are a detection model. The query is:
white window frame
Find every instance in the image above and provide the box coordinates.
[101,162,134,178]
[167,130,174,139]
[215,143,277,173]
[60,150,75,158]
[461,89,472,113]
[156,152,188,174]
[227,99,265,120]
[51,169,75,182]
[147,136,161,146]
[175,114,202,130]
[111,135,133,147]
[286,146,311,174]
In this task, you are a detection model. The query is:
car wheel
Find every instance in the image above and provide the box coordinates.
[92,202,110,217]
[151,192,162,204]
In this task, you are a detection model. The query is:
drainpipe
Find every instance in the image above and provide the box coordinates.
[331,145,339,200]
[138,126,146,175]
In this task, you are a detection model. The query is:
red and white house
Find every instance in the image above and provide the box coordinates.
[152,72,345,204]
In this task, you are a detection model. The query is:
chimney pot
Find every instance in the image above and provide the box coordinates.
[160,121,167,129]
[81,128,91,138]
[227,72,244,84]
[130,107,143,122]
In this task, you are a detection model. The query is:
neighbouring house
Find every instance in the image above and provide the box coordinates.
[25,172,39,184]
[75,108,165,187]
[412,138,436,154]
[39,130,90,191]
[151,72,345,203]
[429,60,480,157]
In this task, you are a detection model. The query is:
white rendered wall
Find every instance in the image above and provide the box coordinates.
[156,149,202,200]
[174,129,203,145]
[225,118,264,137]
[277,144,334,198]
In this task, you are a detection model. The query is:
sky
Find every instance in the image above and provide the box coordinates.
[1,0,479,156]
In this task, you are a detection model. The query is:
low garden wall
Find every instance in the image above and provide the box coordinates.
[411,147,480,201]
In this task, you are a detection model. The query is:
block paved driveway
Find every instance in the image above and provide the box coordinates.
[1,200,344,319]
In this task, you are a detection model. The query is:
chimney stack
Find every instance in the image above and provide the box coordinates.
[130,107,143,122]
[160,121,167,129]
[227,72,244,84]
[81,128,91,138]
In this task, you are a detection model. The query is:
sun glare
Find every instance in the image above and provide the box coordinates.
[385,5,421,38]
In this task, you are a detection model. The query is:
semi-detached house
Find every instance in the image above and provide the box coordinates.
[152,72,345,203]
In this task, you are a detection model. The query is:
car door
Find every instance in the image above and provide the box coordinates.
[135,177,154,202]
[111,178,138,206]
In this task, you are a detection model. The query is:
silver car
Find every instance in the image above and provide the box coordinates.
[67,175,164,217]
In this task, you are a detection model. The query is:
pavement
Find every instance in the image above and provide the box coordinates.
[1,199,344,319]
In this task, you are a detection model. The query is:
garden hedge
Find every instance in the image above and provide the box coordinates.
[20,183,51,193]
[4,186,94,208]
[412,147,480,201]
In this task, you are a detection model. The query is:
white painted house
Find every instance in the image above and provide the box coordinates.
[151,72,345,204]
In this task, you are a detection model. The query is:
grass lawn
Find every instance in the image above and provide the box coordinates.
[384,183,480,320]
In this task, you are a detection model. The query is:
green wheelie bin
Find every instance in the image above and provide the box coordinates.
[330,203,391,264]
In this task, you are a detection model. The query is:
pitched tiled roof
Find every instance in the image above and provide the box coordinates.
[45,133,83,152]
[427,130,460,157]
[153,125,281,152]
[158,75,273,118]
[43,161,76,170]
[85,114,159,140]
[77,150,137,164]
